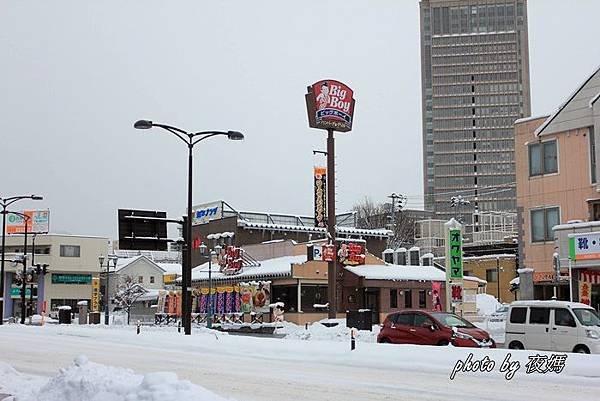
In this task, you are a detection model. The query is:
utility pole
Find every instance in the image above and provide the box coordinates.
[387,193,406,248]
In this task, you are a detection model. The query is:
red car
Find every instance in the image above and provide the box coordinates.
[377,310,495,348]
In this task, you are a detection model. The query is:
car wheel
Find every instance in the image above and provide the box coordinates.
[573,345,590,354]
[437,340,449,346]
[508,341,524,350]
[379,337,391,344]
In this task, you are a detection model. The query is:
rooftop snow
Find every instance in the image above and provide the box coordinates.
[190,254,307,282]
[344,264,446,281]
[238,220,391,237]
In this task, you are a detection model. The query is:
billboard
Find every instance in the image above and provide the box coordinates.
[6,210,50,234]
[569,232,600,261]
[118,209,168,251]
[314,166,327,228]
[192,201,223,225]
[306,80,356,132]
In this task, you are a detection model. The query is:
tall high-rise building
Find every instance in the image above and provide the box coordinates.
[419,0,531,231]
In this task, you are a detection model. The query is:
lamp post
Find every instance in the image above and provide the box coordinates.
[134,119,244,335]
[0,195,43,325]
[9,212,31,324]
[99,254,118,325]
[199,241,222,329]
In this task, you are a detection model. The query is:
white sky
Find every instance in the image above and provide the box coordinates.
[1,0,599,239]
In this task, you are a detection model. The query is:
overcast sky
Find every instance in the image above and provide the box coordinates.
[1,0,599,239]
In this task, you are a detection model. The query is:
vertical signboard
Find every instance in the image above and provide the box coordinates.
[91,278,100,312]
[449,229,463,280]
[444,219,463,310]
[314,166,327,228]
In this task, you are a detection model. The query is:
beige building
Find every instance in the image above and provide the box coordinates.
[515,65,600,300]
[2,234,108,318]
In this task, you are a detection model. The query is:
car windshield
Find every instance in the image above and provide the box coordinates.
[430,313,475,328]
[573,308,600,327]
[495,306,509,313]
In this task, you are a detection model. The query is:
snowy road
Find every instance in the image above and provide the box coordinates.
[1,324,600,401]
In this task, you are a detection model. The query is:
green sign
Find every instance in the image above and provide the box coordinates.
[10,287,32,298]
[449,229,463,279]
[52,274,92,285]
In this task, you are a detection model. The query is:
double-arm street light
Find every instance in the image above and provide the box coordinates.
[134,120,244,335]
[98,254,118,325]
[0,195,43,325]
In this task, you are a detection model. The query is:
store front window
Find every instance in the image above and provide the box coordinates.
[300,285,328,313]
[272,286,298,313]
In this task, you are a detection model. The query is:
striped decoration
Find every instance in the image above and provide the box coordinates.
[580,270,600,284]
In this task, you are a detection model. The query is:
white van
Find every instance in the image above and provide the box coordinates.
[505,300,600,354]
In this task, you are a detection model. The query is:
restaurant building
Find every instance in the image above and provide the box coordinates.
[185,240,483,325]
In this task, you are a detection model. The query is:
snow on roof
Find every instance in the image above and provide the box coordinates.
[462,254,516,261]
[517,268,534,274]
[157,263,182,275]
[136,289,160,302]
[112,255,166,273]
[190,254,307,282]
[344,264,446,282]
[238,220,392,237]
[553,221,600,231]
[464,275,487,285]
[514,115,550,125]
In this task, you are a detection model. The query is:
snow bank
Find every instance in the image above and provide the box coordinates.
[279,320,379,342]
[1,356,230,401]
[476,293,501,316]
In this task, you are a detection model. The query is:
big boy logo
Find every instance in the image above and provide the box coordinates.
[306,80,355,132]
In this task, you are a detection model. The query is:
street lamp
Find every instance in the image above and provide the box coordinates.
[0,195,43,325]
[99,254,118,325]
[199,242,222,329]
[134,119,244,335]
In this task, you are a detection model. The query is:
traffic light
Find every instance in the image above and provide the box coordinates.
[35,263,49,275]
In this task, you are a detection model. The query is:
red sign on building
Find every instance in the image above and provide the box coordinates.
[322,244,336,262]
[218,246,243,275]
[337,242,366,266]
[306,80,356,133]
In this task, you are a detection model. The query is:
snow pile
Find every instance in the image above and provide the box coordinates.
[476,293,501,316]
[4,356,230,401]
[279,320,379,342]
[0,362,46,400]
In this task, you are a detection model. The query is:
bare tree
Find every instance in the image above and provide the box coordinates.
[352,197,416,248]
[353,197,387,229]
[114,275,147,325]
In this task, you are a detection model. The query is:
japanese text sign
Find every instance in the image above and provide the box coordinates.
[449,229,463,279]
[569,232,600,261]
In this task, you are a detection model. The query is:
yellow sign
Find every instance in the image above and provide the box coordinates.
[91,278,100,312]
[164,274,178,284]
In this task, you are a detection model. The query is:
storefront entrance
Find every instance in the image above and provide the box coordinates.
[364,288,380,324]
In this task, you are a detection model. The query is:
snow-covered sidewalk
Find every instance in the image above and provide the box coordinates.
[1,323,599,401]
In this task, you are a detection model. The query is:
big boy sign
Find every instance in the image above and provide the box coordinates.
[306,80,356,132]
